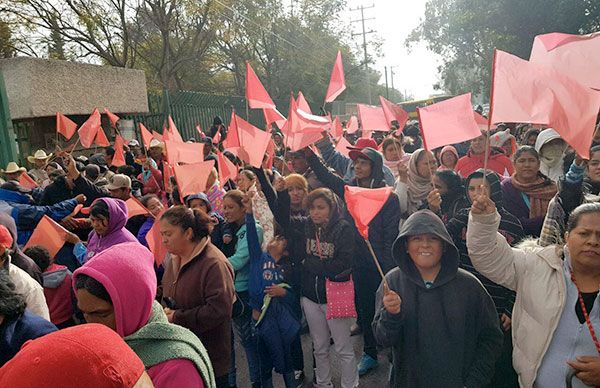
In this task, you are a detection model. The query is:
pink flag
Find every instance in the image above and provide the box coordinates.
[24,216,68,259]
[164,140,205,165]
[173,160,215,199]
[78,108,101,148]
[125,197,150,218]
[236,115,271,168]
[325,51,346,103]
[56,112,77,140]
[104,108,120,129]
[417,93,482,151]
[246,62,276,109]
[223,111,241,151]
[346,116,359,134]
[213,126,222,144]
[344,186,392,239]
[167,116,184,143]
[335,136,352,157]
[151,130,163,142]
[264,139,275,170]
[490,49,600,159]
[358,104,389,133]
[217,151,238,185]
[296,92,312,114]
[263,107,287,129]
[331,116,343,139]
[18,173,39,189]
[530,32,600,90]
[111,135,126,167]
[379,96,409,131]
[94,127,110,147]
[140,123,153,150]
[286,131,323,152]
[146,213,167,266]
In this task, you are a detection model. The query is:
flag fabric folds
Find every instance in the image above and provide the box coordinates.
[344,186,393,240]
[325,51,347,103]
[104,108,120,129]
[78,108,101,148]
[379,96,409,131]
[125,197,150,218]
[164,140,205,165]
[111,135,126,167]
[173,160,215,199]
[56,112,77,140]
[24,216,69,259]
[246,62,276,109]
[140,123,153,150]
[358,104,389,134]
[217,151,238,185]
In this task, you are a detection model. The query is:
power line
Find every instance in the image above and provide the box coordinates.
[350,4,375,104]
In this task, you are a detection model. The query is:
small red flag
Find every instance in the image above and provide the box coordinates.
[164,140,205,165]
[140,123,153,150]
[94,127,110,147]
[24,216,69,259]
[152,130,163,142]
[167,116,184,143]
[344,186,393,239]
[173,160,216,199]
[379,96,409,132]
[111,135,126,167]
[325,51,346,103]
[331,116,344,140]
[358,104,389,133]
[125,197,151,218]
[217,151,238,185]
[56,112,77,140]
[296,92,312,114]
[236,115,271,168]
[18,173,39,189]
[335,136,352,157]
[104,108,120,129]
[263,107,287,129]
[78,108,101,148]
[223,111,241,151]
[246,62,276,109]
[346,116,359,134]
[146,215,168,266]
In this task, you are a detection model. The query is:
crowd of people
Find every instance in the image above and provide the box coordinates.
[2,114,600,388]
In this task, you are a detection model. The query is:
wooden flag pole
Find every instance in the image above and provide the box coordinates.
[365,238,389,290]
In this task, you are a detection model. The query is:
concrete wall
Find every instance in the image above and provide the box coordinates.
[0,57,148,120]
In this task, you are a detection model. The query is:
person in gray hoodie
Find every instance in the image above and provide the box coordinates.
[372,209,503,387]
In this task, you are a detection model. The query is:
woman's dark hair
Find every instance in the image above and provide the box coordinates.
[90,200,110,219]
[567,203,600,232]
[0,270,26,318]
[590,145,600,157]
[523,128,540,142]
[160,206,213,242]
[117,165,136,176]
[306,188,335,210]
[223,189,245,208]
[23,246,51,272]
[74,273,112,303]
[513,145,539,162]
[140,194,160,208]
[382,137,402,153]
[239,169,256,182]
[435,170,464,200]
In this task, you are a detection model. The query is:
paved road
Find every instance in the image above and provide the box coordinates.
[233,329,391,387]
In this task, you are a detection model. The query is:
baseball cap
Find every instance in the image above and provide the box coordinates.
[347,138,378,152]
[128,139,140,147]
[107,174,132,191]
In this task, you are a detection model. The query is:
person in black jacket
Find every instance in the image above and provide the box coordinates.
[373,209,503,387]
[306,146,400,375]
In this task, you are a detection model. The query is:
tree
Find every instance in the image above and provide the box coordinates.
[408,0,600,98]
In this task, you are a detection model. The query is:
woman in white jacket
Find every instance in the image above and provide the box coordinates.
[467,192,600,388]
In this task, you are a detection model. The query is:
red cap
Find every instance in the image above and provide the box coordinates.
[0,324,145,388]
[0,224,13,250]
[347,138,377,151]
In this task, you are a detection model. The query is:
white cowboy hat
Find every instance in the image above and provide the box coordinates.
[1,162,27,174]
[27,150,53,164]
[149,139,164,149]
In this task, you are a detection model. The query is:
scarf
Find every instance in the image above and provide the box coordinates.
[407,149,433,214]
[510,173,557,218]
[125,301,216,388]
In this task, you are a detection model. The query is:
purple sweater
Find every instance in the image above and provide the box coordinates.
[500,178,545,237]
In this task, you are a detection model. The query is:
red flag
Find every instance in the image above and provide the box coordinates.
[104,108,120,129]
[223,111,241,151]
[358,104,389,134]
[56,112,77,140]
[264,139,275,170]
[125,197,150,218]
[263,107,287,129]
[490,49,600,159]
[140,123,153,150]
[111,135,126,167]
[297,92,312,114]
[78,108,101,148]
[417,93,482,151]
[236,115,271,168]
[94,127,110,147]
[282,94,330,136]
[325,51,346,103]
[146,216,168,266]
[163,161,173,194]
[18,173,39,189]
[335,136,352,157]
[246,62,276,109]
[152,130,163,142]
[173,160,215,199]
[286,131,323,152]
[217,151,238,185]
[331,116,343,139]
[346,115,359,134]
[530,32,600,90]
[24,216,68,259]
[164,140,205,165]
[379,96,409,131]
[344,186,393,239]
[167,116,184,143]
[213,126,222,144]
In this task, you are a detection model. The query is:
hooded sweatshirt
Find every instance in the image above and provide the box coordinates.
[455,147,514,178]
[85,198,139,261]
[438,145,459,171]
[534,128,567,182]
[73,242,214,388]
[372,210,503,387]
[0,213,42,283]
[42,263,73,325]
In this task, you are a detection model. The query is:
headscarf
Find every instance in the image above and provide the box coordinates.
[437,146,459,171]
[510,172,557,218]
[407,149,434,214]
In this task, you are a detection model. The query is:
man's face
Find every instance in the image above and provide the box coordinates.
[109,187,130,201]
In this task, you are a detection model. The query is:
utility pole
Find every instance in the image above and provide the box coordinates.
[390,65,398,101]
[384,66,389,99]
[351,4,375,104]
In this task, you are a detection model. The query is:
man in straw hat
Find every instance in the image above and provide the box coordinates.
[1,162,31,194]
[27,149,53,185]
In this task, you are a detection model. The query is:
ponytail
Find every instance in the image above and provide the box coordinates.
[160,206,213,242]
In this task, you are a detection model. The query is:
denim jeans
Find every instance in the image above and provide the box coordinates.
[229,291,260,385]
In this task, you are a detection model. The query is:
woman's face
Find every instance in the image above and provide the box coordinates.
[587,151,600,183]
[440,152,457,168]
[159,219,193,255]
[467,178,491,203]
[514,151,540,181]
[432,175,449,196]
[288,186,306,207]
[383,143,401,162]
[416,152,437,178]
[566,213,600,271]
[236,174,254,192]
[89,214,109,236]
[223,197,245,224]
[526,134,538,147]
[406,234,444,273]
[309,197,331,226]
[76,288,116,331]
[146,197,164,218]
[188,199,209,213]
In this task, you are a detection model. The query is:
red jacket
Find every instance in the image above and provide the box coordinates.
[42,263,74,325]
[455,148,514,178]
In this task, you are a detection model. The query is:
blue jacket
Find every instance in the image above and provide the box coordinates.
[0,310,57,366]
[227,218,263,292]
[0,189,78,245]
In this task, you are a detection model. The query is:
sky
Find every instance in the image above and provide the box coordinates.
[344,0,443,100]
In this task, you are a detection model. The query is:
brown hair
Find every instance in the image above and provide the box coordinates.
[160,206,213,242]
[382,137,402,153]
[223,189,245,208]
[284,174,308,192]
[306,188,335,210]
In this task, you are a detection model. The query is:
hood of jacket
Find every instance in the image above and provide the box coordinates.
[73,242,157,337]
[100,197,129,235]
[0,213,42,283]
[42,264,70,288]
[465,169,504,208]
[534,128,562,153]
[86,198,138,258]
[392,209,459,289]
[185,192,212,212]
[351,147,385,188]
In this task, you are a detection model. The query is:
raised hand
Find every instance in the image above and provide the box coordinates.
[382,283,402,315]
[471,186,496,215]
[427,189,442,213]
